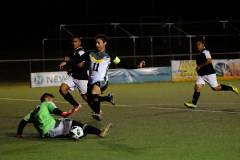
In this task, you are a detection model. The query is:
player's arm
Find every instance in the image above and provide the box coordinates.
[16,112,32,137]
[67,51,89,69]
[197,58,212,69]
[52,108,76,117]
[196,51,212,71]
[59,55,71,70]
[75,51,90,68]
[16,120,28,137]
[47,102,76,117]
[59,51,83,70]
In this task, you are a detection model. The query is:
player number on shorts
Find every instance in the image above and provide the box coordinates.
[92,63,99,71]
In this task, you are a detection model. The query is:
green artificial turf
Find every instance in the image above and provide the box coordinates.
[0,81,240,160]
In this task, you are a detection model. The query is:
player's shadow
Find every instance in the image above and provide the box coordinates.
[4,132,101,142]
[4,132,71,141]
[4,132,41,141]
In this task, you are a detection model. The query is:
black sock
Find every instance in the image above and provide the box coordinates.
[220,84,232,91]
[192,91,200,105]
[72,120,84,128]
[93,95,101,114]
[85,94,97,113]
[71,121,101,136]
[99,95,111,102]
[83,124,101,135]
[61,92,79,107]
[87,100,96,112]
[88,95,101,114]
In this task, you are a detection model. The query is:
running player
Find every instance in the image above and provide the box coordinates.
[72,34,146,120]
[16,93,112,139]
[85,34,115,120]
[59,36,88,111]
[184,38,239,109]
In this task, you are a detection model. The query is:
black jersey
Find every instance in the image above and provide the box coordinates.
[196,49,216,76]
[67,47,88,80]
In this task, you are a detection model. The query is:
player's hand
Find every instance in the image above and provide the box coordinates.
[138,60,146,68]
[59,61,67,70]
[61,108,78,117]
[64,56,70,62]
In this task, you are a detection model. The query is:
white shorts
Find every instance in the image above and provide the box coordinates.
[63,75,88,95]
[48,118,73,138]
[196,74,219,88]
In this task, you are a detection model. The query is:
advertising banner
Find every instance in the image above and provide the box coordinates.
[31,67,171,87]
[31,71,68,87]
[171,59,240,81]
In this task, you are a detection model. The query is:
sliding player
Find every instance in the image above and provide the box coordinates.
[16,93,112,139]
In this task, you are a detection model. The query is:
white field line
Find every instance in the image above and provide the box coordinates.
[0,97,239,114]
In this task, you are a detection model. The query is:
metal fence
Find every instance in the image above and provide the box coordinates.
[1,52,240,82]
[2,22,240,82]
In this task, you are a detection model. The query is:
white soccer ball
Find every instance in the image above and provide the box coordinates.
[69,126,84,140]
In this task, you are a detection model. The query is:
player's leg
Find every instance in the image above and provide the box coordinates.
[97,82,115,105]
[71,120,100,136]
[47,118,72,138]
[184,76,205,109]
[74,80,95,109]
[76,80,88,102]
[98,93,115,105]
[206,74,239,94]
[90,84,102,120]
[59,76,80,110]
[71,120,112,137]
[75,80,99,111]
[88,81,112,120]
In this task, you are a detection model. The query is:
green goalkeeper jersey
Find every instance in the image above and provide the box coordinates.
[23,101,57,136]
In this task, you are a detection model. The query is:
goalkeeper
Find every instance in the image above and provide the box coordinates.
[16,93,112,139]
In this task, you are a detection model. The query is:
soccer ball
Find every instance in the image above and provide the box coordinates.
[69,126,84,140]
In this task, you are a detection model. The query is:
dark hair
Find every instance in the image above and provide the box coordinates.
[40,93,54,102]
[95,34,108,42]
[195,37,205,44]
[72,36,82,41]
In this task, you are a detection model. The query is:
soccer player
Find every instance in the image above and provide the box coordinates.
[59,36,88,111]
[85,34,116,120]
[184,38,239,109]
[16,93,112,139]
[75,34,146,120]
[59,36,114,111]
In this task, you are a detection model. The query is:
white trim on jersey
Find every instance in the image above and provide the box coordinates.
[77,50,85,56]
[202,50,211,59]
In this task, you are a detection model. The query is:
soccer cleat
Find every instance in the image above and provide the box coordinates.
[231,85,239,95]
[99,123,112,138]
[184,102,197,109]
[92,113,102,121]
[107,93,115,105]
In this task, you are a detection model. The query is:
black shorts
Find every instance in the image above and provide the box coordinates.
[88,81,108,94]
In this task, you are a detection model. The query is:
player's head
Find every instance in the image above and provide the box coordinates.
[95,34,108,52]
[72,36,82,49]
[40,93,55,102]
[195,38,205,52]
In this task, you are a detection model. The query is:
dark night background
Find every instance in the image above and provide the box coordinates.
[0,0,239,59]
